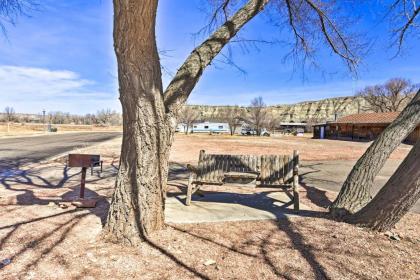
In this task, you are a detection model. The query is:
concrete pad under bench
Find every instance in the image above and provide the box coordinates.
[165,191,310,224]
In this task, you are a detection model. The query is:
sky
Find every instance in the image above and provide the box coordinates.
[0,0,419,114]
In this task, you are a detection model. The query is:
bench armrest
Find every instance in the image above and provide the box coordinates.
[186,164,199,174]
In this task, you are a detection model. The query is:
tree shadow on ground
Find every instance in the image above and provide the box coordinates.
[0,159,114,273]
[164,159,333,279]
[168,213,331,279]
[1,158,332,279]
[300,182,332,209]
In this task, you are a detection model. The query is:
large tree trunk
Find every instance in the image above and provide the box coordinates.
[103,0,174,245]
[104,0,271,245]
[330,90,420,218]
[348,140,420,231]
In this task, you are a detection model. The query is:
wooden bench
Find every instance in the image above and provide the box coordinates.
[186,150,300,211]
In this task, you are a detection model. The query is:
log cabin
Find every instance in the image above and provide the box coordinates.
[313,112,420,143]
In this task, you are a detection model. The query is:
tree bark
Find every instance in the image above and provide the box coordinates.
[103,0,173,245]
[330,90,420,218]
[348,140,420,231]
[104,0,271,245]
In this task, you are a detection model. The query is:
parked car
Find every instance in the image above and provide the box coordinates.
[241,127,270,136]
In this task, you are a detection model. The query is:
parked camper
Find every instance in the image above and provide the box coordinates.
[191,122,230,134]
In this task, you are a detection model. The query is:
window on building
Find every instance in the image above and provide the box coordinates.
[218,125,223,129]
[204,125,209,129]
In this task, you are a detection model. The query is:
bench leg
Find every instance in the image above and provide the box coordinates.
[293,172,300,211]
[293,150,300,212]
[186,172,194,206]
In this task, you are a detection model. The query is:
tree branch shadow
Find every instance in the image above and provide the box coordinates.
[0,158,113,272]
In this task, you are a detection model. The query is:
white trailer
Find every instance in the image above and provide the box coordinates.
[191,122,230,133]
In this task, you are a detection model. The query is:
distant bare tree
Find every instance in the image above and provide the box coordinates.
[4,106,15,122]
[248,96,268,136]
[96,109,113,126]
[178,106,199,134]
[305,117,323,133]
[217,106,244,135]
[330,98,346,120]
[264,110,280,133]
[48,111,67,124]
[357,78,418,112]
[4,106,15,133]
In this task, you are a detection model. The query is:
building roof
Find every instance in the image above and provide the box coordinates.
[334,112,400,124]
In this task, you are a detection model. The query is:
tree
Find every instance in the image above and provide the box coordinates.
[96,108,122,126]
[103,0,361,245]
[218,106,243,135]
[348,140,420,231]
[103,0,272,245]
[330,91,420,217]
[264,110,280,133]
[4,106,15,133]
[248,96,268,135]
[329,97,346,120]
[178,106,199,134]
[329,1,420,218]
[357,78,418,112]
[4,106,15,122]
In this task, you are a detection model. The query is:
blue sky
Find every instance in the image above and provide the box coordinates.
[0,0,419,114]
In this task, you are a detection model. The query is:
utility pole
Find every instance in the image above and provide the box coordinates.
[42,109,46,133]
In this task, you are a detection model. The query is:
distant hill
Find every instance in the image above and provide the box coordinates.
[188,96,370,122]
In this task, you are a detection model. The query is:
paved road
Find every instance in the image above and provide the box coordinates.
[300,160,420,213]
[0,132,121,167]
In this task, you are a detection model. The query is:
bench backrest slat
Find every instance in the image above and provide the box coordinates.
[195,151,297,186]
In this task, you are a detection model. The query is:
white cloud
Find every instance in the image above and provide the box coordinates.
[0,65,120,113]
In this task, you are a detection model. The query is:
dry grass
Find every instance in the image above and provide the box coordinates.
[0,123,122,136]
[0,134,418,279]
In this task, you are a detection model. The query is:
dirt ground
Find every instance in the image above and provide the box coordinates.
[170,134,411,163]
[0,134,418,279]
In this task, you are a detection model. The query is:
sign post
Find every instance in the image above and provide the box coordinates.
[67,154,102,207]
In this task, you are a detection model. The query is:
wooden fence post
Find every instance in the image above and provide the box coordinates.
[293,150,300,211]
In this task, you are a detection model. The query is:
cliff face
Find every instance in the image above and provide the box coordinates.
[189,96,370,122]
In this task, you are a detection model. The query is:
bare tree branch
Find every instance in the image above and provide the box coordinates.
[163,0,271,118]
[357,78,419,112]
[0,0,38,35]
[388,0,420,52]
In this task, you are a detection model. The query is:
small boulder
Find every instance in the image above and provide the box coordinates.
[203,259,216,266]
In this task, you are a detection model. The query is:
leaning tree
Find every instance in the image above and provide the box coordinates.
[103,0,361,245]
[348,139,420,231]
[329,0,420,218]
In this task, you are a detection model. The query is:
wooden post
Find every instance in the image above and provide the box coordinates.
[292,150,300,211]
[186,171,194,206]
[199,150,205,161]
[80,167,87,199]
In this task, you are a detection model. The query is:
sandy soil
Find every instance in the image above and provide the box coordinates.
[170,133,411,163]
[0,135,418,279]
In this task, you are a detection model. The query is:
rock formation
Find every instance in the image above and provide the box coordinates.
[188,96,370,123]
